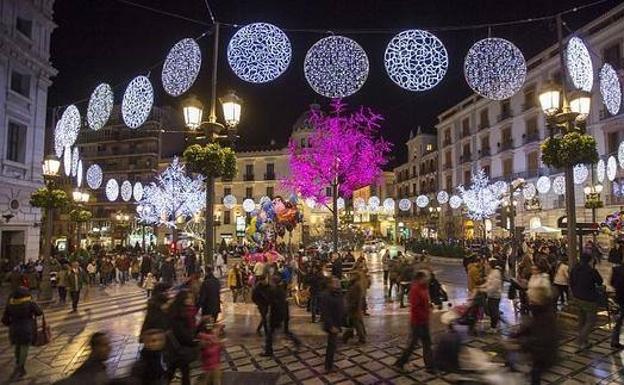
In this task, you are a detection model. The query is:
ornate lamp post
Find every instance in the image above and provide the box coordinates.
[72,189,90,251]
[584,183,603,242]
[41,155,61,257]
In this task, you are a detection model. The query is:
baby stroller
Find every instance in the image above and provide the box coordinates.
[453,291,487,334]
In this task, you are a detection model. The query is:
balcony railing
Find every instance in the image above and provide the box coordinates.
[264,173,275,180]
[479,122,489,130]
[500,140,513,151]
[480,148,491,158]
[523,132,540,144]
[498,109,513,122]
[243,174,254,181]
[460,154,472,163]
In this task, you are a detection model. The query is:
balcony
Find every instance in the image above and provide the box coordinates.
[479,148,491,158]
[461,128,471,138]
[497,109,513,123]
[523,132,540,144]
[479,122,489,130]
[460,154,472,164]
[264,173,275,181]
[500,140,513,152]
[243,174,255,181]
[443,139,452,147]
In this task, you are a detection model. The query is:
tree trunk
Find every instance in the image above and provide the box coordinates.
[565,165,578,267]
[205,176,215,267]
[332,180,338,253]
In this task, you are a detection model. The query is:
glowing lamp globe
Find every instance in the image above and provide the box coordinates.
[569,92,591,119]
[416,195,429,208]
[449,195,463,209]
[368,196,380,210]
[539,81,561,116]
[223,194,237,210]
[182,95,203,130]
[383,198,395,211]
[398,198,412,211]
[437,191,449,205]
[42,155,61,177]
[242,198,256,213]
[536,176,551,194]
[220,90,243,128]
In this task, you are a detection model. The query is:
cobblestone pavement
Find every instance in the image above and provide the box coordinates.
[1,255,623,384]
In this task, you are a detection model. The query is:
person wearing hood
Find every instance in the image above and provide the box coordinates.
[2,287,43,379]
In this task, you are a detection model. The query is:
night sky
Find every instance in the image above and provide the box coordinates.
[48,0,619,166]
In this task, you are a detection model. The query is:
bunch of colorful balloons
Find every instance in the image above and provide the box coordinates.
[601,210,624,232]
[245,195,303,246]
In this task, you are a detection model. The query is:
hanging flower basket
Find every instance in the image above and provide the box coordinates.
[541,132,598,169]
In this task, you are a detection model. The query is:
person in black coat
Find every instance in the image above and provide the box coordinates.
[140,255,153,285]
[570,253,603,350]
[252,277,271,336]
[166,290,197,385]
[160,257,176,285]
[2,286,43,379]
[320,277,346,373]
[611,252,624,349]
[331,253,343,279]
[198,267,221,321]
[140,283,171,339]
[57,332,111,385]
[261,278,301,356]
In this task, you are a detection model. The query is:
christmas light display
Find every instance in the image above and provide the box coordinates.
[492,180,509,196]
[162,38,202,96]
[354,197,367,212]
[304,36,369,98]
[619,142,624,169]
[597,159,606,183]
[243,198,256,213]
[449,195,463,209]
[122,76,154,129]
[383,197,395,211]
[54,125,64,158]
[522,183,536,200]
[227,22,291,83]
[608,156,618,181]
[71,147,79,177]
[121,180,132,202]
[87,83,114,130]
[600,63,622,115]
[76,160,83,188]
[384,29,448,91]
[573,163,589,185]
[416,194,429,208]
[464,38,526,100]
[536,176,551,194]
[86,164,102,189]
[457,168,501,220]
[223,194,237,209]
[398,198,412,211]
[56,105,81,147]
[337,197,346,210]
[106,179,119,201]
[437,191,449,205]
[133,182,144,202]
[305,197,317,209]
[552,175,565,195]
[565,37,593,92]
[63,146,71,176]
[368,196,380,210]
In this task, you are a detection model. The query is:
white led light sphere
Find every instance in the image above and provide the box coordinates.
[162,38,202,97]
[56,105,81,147]
[449,195,463,209]
[76,160,83,188]
[106,179,119,201]
[120,180,132,202]
[63,146,71,176]
[608,156,618,181]
[492,181,509,196]
[87,83,114,130]
[597,159,606,183]
[223,194,237,210]
[243,198,256,213]
[122,76,154,129]
[573,164,589,185]
[228,23,291,84]
[368,196,380,210]
[600,63,622,115]
[133,182,144,202]
[86,164,102,189]
[304,35,369,98]
[522,183,536,200]
[566,37,593,92]
[383,198,395,211]
[552,176,566,195]
[536,176,551,194]
[384,29,448,91]
[416,195,429,208]
[337,197,345,210]
[464,38,527,100]
[437,191,449,205]
[398,198,412,211]
[353,197,367,212]
[54,125,64,158]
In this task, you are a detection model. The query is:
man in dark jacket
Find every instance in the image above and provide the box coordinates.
[67,262,85,312]
[198,267,221,321]
[320,277,345,373]
[570,253,603,351]
[59,332,111,385]
[160,257,176,285]
[611,253,624,349]
[262,278,301,356]
[140,255,152,285]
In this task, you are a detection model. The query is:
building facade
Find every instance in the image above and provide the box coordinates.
[0,0,56,263]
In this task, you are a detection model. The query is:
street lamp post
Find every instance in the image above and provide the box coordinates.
[72,189,90,251]
[41,155,61,258]
[114,211,131,247]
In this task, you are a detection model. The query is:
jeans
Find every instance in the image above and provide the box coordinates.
[396,324,433,369]
[487,297,501,328]
[120,270,129,284]
[70,290,80,311]
[325,332,338,370]
[611,307,624,345]
[576,299,598,347]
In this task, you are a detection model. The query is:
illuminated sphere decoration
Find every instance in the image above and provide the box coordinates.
[608,156,618,181]
[464,38,527,100]
[86,164,102,189]
[76,160,83,188]
[122,76,154,129]
[565,37,593,92]
[492,180,509,196]
[223,194,237,210]
[449,195,463,209]
[600,63,622,116]
[120,180,133,202]
[162,38,202,97]
[71,147,80,177]
[573,164,589,185]
[384,29,448,91]
[437,191,449,205]
[63,146,71,176]
[398,198,412,212]
[133,182,144,202]
[87,83,114,130]
[552,176,566,195]
[619,142,624,169]
[368,196,380,210]
[336,197,345,210]
[522,183,536,200]
[106,179,119,202]
[354,197,367,212]
[243,198,256,213]
[304,35,369,98]
[228,23,291,84]
[260,196,271,206]
[56,105,81,147]
[383,198,395,211]
[416,195,429,208]
[597,159,606,183]
[536,176,551,194]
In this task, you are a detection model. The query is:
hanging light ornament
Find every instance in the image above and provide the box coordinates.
[573,164,589,185]
[416,195,430,208]
[223,194,237,209]
[63,145,71,176]
[398,198,412,211]
[492,180,509,196]
[383,198,395,211]
[522,183,537,200]
[227,23,291,83]
[304,35,369,98]
[536,176,551,194]
[87,83,114,130]
[120,180,133,202]
[86,164,103,189]
[596,159,606,183]
[71,147,80,177]
[384,29,448,91]
[449,195,463,209]
[464,38,526,100]
[55,105,81,147]
[552,176,566,195]
[599,63,622,115]
[122,76,154,129]
[608,156,618,181]
[437,191,449,205]
[243,198,256,213]
[336,197,346,210]
[368,196,380,210]
[353,197,367,212]
[565,37,593,92]
[133,182,144,202]
[162,38,202,96]
[76,160,83,188]
[106,179,119,201]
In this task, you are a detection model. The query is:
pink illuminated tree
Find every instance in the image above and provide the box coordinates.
[284,100,391,250]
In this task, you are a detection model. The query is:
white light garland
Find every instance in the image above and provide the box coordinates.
[56,105,81,147]
[243,198,256,213]
[383,198,395,211]
[106,179,119,201]
[304,35,369,98]
[449,195,463,209]
[573,164,589,185]
[86,164,102,189]
[162,38,202,96]
[368,196,380,210]
[464,38,526,100]
[600,63,622,115]
[398,198,412,211]
[133,182,144,202]
[120,180,132,202]
[608,156,618,181]
[565,37,593,92]
[619,142,624,169]
[122,76,154,129]
[71,147,79,177]
[416,194,429,208]
[491,180,509,196]
[228,23,291,84]
[87,83,114,130]
[63,145,71,176]
[522,183,536,200]
[597,159,606,183]
[536,176,551,194]
[76,160,83,188]
[552,175,565,195]
[437,191,449,205]
[384,29,448,91]
[223,194,237,209]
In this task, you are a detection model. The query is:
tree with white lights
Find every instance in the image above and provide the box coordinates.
[457,168,501,221]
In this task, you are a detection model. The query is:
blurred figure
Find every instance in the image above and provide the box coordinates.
[482,259,502,330]
[527,264,552,313]
[570,253,603,351]
[552,257,569,306]
[320,277,345,373]
[130,329,167,385]
[166,290,197,385]
[67,261,85,312]
[381,250,391,286]
[61,332,111,385]
[610,251,624,349]
[199,267,221,322]
[343,273,366,344]
[143,272,157,298]
[227,264,243,303]
[198,317,223,385]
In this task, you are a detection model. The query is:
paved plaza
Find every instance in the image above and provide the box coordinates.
[1,259,624,384]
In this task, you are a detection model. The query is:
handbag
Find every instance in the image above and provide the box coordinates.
[33,314,51,346]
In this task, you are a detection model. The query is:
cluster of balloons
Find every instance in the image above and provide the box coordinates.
[245,195,303,245]
[601,210,624,232]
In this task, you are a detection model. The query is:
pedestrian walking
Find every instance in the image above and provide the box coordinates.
[143,272,157,298]
[130,328,167,385]
[570,253,603,351]
[320,277,345,373]
[58,332,111,385]
[381,250,390,286]
[198,317,223,385]
[261,277,301,356]
[552,257,569,306]
[57,263,69,304]
[227,264,243,303]
[166,290,198,385]
[198,267,221,321]
[343,273,366,344]
[67,261,85,312]
[1,287,43,380]
[482,259,503,330]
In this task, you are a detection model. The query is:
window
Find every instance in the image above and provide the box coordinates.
[446,175,452,190]
[502,158,513,175]
[325,187,332,197]
[16,17,32,38]
[461,117,470,136]
[445,151,452,167]
[223,187,231,196]
[604,42,621,68]
[479,109,489,128]
[245,187,253,199]
[10,70,30,97]
[266,186,274,198]
[483,165,491,177]
[412,183,417,195]
[223,211,231,225]
[464,170,471,184]
[6,121,26,163]
[608,132,619,153]
[300,138,306,148]
[426,143,433,151]
[462,143,471,159]
[527,151,539,172]
[500,100,511,119]
[524,87,536,109]
[481,135,490,150]
[266,163,274,174]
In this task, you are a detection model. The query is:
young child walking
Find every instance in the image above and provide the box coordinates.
[198,316,223,385]
[143,272,156,298]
